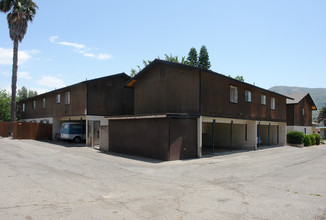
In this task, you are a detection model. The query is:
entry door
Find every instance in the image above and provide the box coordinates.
[88,121,100,147]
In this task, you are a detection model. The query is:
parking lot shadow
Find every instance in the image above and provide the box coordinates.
[41,139,87,148]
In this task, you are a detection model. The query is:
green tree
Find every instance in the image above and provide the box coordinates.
[198,45,211,70]
[17,86,27,101]
[0,89,11,122]
[28,89,37,98]
[317,104,326,124]
[234,75,244,82]
[164,54,187,64]
[186,47,198,67]
[0,0,38,135]
[17,86,37,101]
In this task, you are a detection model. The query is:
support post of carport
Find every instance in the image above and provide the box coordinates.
[212,119,215,154]
[230,120,233,151]
[268,123,271,146]
[197,116,202,158]
[257,122,260,148]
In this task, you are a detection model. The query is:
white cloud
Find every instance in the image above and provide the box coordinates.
[18,71,32,79]
[49,36,111,60]
[83,53,96,58]
[58,41,85,49]
[0,47,39,65]
[97,53,112,60]
[37,76,66,89]
[49,36,58,43]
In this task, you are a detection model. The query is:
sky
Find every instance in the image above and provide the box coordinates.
[0,0,325,95]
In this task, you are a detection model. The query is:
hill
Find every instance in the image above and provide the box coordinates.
[269,86,326,120]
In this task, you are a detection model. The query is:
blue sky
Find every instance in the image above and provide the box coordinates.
[1,0,325,94]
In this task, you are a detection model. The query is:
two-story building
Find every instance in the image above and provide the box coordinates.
[286,93,317,134]
[18,73,134,146]
[107,59,291,161]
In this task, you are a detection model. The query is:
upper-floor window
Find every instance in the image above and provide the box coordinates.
[56,94,61,103]
[42,98,46,108]
[65,91,70,105]
[261,94,266,105]
[32,100,36,110]
[230,85,238,103]
[302,108,304,116]
[23,103,25,112]
[271,97,275,110]
[245,90,252,102]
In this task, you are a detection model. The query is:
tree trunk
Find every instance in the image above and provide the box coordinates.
[9,39,19,136]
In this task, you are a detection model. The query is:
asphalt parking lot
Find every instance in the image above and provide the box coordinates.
[0,138,326,220]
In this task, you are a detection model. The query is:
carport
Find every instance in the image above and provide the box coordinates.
[197,117,287,157]
[257,122,280,147]
[199,117,257,155]
[52,116,86,140]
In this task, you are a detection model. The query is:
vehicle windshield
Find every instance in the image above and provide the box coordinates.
[61,124,69,134]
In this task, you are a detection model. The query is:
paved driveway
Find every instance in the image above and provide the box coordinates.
[0,138,326,220]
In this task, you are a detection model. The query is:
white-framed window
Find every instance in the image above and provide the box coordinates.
[271,97,275,110]
[230,85,238,103]
[56,94,61,103]
[42,98,46,108]
[245,90,251,102]
[261,94,266,105]
[65,91,70,105]
[302,108,304,116]
[22,103,25,112]
[32,100,36,110]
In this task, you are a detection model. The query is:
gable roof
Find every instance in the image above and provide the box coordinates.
[286,93,317,110]
[125,59,292,99]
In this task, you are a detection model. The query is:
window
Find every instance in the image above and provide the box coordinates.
[271,97,275,110]
[261,94,266,105]
[56,94,61,103]
[230,85,238,103]
[302,108,304,116]
[65,91,70,105]
[32,100,36,110]
[245,90,251,102]
[22,103,25,112]
[42,98,46,108]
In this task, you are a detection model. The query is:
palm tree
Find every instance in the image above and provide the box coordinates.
[0,0,38,136]
[317,104,326,124]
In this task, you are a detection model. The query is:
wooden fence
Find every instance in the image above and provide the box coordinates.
[0,122,10,137]
[0,122,52,140]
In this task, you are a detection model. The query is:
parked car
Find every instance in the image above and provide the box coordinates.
[60,122,86,143]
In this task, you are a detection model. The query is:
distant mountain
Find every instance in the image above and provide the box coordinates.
[269,86,326,120]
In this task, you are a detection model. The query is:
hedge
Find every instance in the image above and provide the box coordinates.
[303,135,311,146]
[310,134,316,145]
[287,131,304,144]
[313,134,321,145]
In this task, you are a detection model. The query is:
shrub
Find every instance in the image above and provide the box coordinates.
[287,131,304,144]
[314,134,321,145]
[303,135,311,146]
[309,134,316,145]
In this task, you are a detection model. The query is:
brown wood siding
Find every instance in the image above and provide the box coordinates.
[18,74,133,119]
[87,75,134,116]
[201,71,286,122]
[19,83,87,119]
[292,96,313,126]
[134,63,200,114]
[286,104,294,125]
[108,117,197,161]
